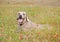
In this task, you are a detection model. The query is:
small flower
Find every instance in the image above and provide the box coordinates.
[54,33,59,38]
[59,40,60,42]
[37,32,40,36]
[19,34,23,40]
[26,34,29,39]
[0,34,3,36]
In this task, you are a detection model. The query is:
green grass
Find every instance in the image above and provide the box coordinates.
[0,5,60,42]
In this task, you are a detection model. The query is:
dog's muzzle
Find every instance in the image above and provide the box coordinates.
[19,15,22,19]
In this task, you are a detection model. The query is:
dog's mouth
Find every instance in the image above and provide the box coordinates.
[18,15,24,24]
[19,15,22,19]
[17,15,26,26]
[18,19,23,23]
[18,19,23,26]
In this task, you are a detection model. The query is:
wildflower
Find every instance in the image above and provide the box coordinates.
[54,33,59,38]
[37,32,40,36]
[19,34,23,40]
[0,34,3,36]
[26,34,29,39]
[59,40,60,42]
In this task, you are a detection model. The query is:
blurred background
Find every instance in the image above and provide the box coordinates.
[0,0,60,6]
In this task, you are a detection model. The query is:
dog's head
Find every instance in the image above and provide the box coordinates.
[17,12,29,26]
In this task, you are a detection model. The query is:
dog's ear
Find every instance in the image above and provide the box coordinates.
[26,17,29,22]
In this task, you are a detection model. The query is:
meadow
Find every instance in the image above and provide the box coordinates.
[0,4,60,42]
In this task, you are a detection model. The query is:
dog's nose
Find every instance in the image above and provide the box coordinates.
[19,15,22,19]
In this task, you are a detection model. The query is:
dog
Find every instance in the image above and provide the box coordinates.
[17,11,52,31]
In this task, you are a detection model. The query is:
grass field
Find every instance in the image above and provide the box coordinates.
[0,5,60,42]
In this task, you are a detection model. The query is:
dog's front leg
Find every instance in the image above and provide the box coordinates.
[16,25,22,33]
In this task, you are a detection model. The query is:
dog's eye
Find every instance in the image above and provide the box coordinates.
[18,13,20,15]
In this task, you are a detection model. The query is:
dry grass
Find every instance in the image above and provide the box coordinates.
[0,5,60,42]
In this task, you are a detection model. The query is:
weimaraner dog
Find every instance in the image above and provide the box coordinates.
[17,11,52,32]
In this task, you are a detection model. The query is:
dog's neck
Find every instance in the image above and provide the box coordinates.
[20,24,23,26]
